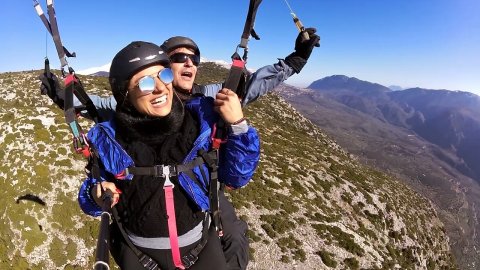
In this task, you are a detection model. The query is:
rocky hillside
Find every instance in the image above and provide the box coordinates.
[277,81,480,270]
[0,70,456,269]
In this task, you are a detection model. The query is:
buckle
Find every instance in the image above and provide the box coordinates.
[153,165,177,178]
[139,255,158,270]
[153,165,164,177]
[161,165,178,188]
[181,253,198,268]
[73,133,89,156]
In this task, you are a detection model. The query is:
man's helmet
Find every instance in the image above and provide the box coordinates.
[161,36,200,56]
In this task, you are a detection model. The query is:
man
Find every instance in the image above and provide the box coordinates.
[40,28,320,270]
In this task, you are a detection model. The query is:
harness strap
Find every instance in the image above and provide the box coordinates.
[213,0,262,149]
[88,146,160,270]
[68,76,102,124]
[46,0,68,69]
[64,74,91,157]
[34,0,75,70]
[111,207,160,270]
[125,156,210,193]
[162,166,184,269]
[181,214,210,268]
[34,0,76,72]
[126,156,205,177]
[224,57,246,93]
[198,149,223,236]
[240,0,263,49]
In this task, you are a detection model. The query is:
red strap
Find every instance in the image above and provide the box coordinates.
[164,185,184,269]
[211,123,227,150]
[64,73,78,86]
[231,58,245,68]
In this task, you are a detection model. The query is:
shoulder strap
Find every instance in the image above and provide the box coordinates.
[197,149,223,236]
[111,207,161,270]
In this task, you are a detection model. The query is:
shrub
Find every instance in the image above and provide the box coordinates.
[260,214,295,235]
[344,257,359,269]
[316,250,337,268]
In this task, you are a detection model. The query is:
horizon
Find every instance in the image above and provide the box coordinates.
[2,64,478,96]
[1,0,479,95]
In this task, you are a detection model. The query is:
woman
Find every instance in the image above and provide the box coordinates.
[78,41,260,269]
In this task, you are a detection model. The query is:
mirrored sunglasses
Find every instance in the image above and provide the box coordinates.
[136,68,174,92]
[170,53,200,66]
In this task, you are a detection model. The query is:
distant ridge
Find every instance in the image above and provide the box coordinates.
[90,71,109,77]
[309,75,391,95]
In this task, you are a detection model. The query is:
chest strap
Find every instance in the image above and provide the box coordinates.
[124,156,205,177]
[162,166,184,269]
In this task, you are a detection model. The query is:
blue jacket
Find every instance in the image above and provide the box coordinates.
[78,96,260,217]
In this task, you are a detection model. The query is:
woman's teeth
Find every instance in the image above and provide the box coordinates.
[152,95,167,105]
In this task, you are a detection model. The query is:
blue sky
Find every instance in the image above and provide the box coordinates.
[1,0,479,94]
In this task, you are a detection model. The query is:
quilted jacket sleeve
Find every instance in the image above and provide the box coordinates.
[78,176,102,217]
[218,126,260,189]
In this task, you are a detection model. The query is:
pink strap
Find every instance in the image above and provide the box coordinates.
[164,185,184,269]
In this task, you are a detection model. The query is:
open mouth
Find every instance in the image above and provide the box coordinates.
[181,71,193,79]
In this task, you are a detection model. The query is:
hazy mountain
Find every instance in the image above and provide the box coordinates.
[278,76,480,269]
[388,85,404,91]
[308,76,480,182]
[0,70,456,269]
[90,71,109,77]
[309,75,391,96]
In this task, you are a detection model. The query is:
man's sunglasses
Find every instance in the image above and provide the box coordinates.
[135,68,174,93]
[170,53,200,66]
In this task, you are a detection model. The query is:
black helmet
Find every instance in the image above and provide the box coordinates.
[109,41,170,103]
[161,36,200,56]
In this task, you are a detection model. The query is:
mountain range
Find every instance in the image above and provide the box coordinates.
[306,75,480,181]
[277,75,480,269]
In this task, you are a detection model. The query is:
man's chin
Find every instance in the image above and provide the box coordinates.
[174,82,194,93]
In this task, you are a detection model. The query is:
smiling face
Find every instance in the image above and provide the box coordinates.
[169,47,198,93]
[127,65,173,117]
